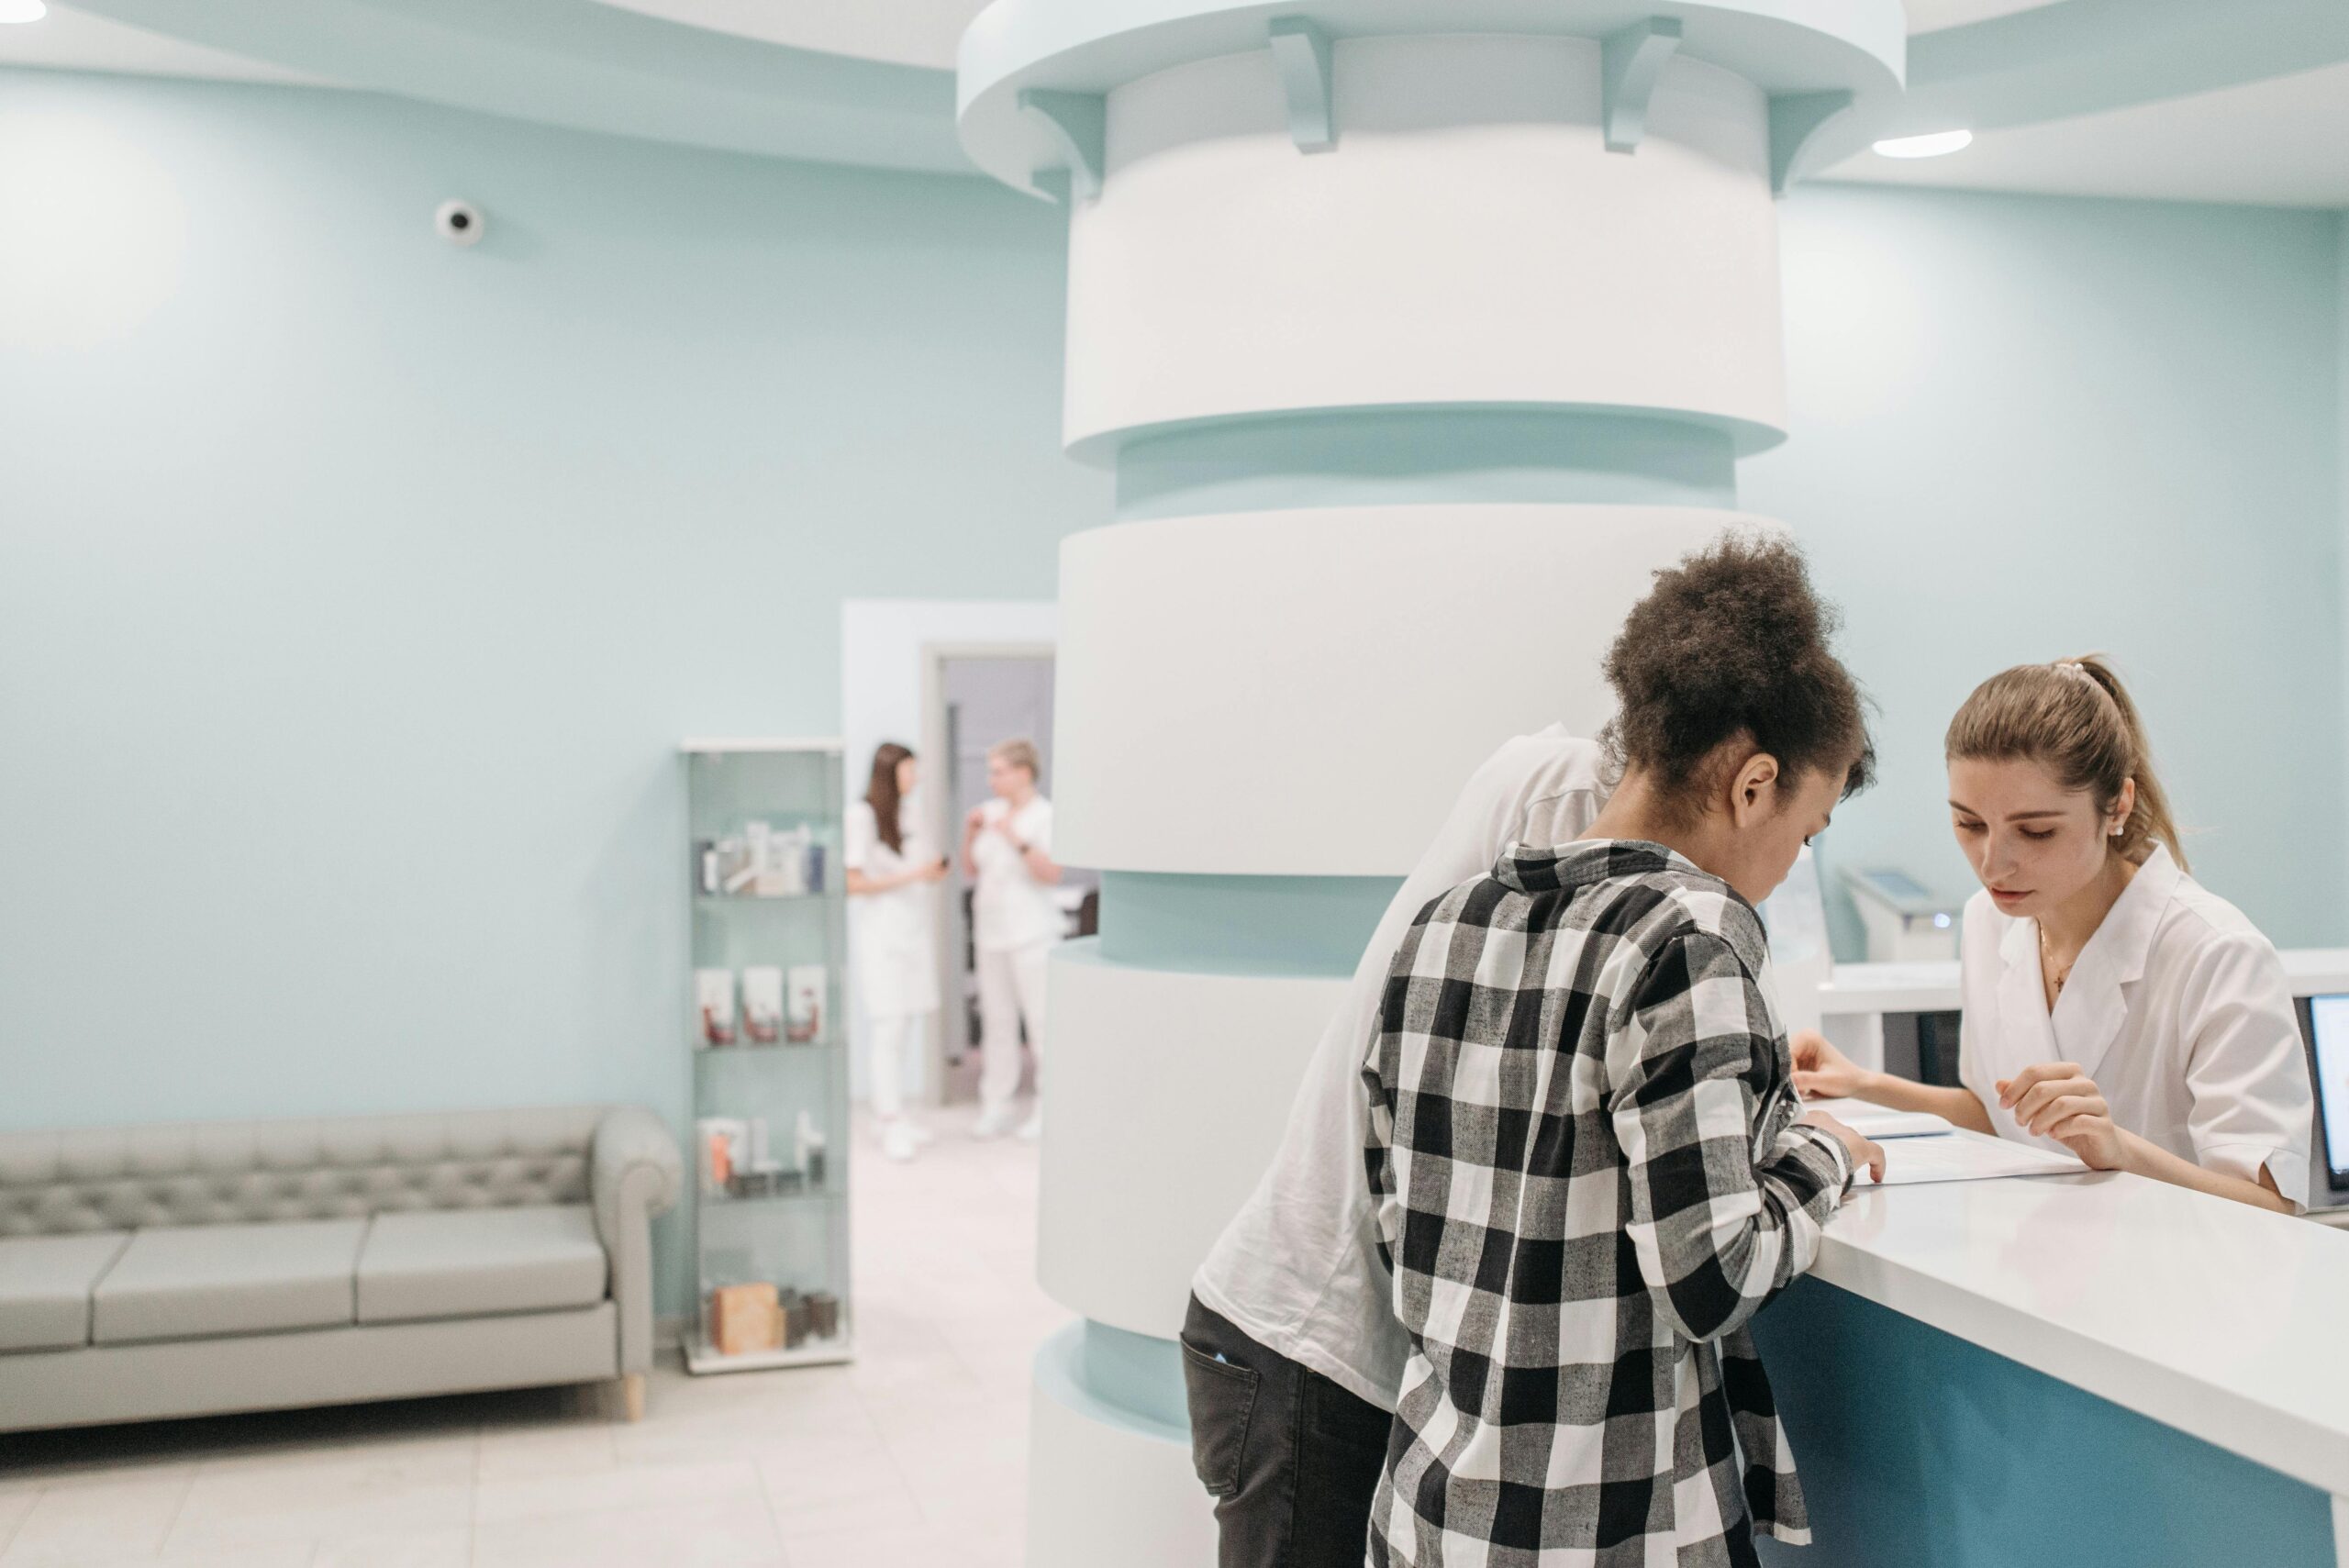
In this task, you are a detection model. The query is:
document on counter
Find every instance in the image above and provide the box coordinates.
[1861,1129,2087,1186]
[1824,1099,1956,1140]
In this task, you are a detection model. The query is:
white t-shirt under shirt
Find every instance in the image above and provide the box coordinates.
[971,795,1060,952]
[1958,843,2311,1211]
[1191,725,1609,1412]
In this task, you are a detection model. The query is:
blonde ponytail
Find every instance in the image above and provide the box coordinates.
[1944,654,2188,873]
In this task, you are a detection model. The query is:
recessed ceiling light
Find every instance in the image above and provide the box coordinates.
[1874,129,1975,160]
[0,0,46,22]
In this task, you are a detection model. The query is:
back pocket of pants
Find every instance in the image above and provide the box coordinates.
[1180,1340,1262,1498]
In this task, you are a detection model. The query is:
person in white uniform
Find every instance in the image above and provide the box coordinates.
[962,737,1062,1140]
[846,742,949,1162]
[1797,657,2311,1212]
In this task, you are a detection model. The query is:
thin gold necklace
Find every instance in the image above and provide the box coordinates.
[2038,925,2076,997]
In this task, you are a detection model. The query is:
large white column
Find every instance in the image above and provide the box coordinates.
[956,6,1905,1561]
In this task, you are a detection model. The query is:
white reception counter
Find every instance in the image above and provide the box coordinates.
[1748,950,2349,1567]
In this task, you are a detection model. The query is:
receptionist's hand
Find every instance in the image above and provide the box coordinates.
[1790,1030,1865,1100]
[1998,1062,2127,1170]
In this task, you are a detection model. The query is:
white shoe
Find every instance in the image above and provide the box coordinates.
[1016,1108,1043,1143]
[972,1105,1017,1140]
[904,1119,936,1146]
[881,1121,919,1162]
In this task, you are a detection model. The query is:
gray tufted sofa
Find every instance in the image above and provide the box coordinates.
[0,1104,683,1433]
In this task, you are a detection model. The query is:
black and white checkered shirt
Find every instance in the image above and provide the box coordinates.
[1363,840,1853,1568]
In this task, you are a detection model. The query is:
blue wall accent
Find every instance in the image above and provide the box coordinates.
[1751,184,2346,957]
[1751,1277,2336,1568]
[0,71,1108,1311]
[1111,408,1740,522]
[2340,211,2349,917]
[1096,873,1401,976]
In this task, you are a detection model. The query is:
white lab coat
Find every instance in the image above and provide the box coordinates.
[845,800,940,1019]
[1957,844,2311,1209]
[970,795,1059,952]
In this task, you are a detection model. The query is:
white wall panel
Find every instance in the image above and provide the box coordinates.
[1064,36,1785,454]
[1038,950,1350,1337]
[1053,503,1763,874]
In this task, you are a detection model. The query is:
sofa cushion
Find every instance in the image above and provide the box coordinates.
[356,1205,607,1325]
[0,1232,131,1351]
[91,1219,364,1345]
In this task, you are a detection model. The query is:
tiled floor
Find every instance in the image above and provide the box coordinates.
[0,1104,1066,1567]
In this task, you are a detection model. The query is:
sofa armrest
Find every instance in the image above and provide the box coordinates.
[590,1106,684,1375]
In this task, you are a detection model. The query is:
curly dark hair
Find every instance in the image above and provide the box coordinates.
[1601,532,1875,822]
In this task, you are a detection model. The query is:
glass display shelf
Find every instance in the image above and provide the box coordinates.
[683,1335,853,1374]
[696,892,831,906]
[682,739,851,1375]
[699,1187,843,1212]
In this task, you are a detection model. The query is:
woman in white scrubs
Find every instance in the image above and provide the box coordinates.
[961,737,1063,1141]
[1797,657,2310,1212]
[846,742,948,1162]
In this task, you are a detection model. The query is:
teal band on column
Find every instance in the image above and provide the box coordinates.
[1097,872,1403,977]
[1112,406,1741,522]
[1034,1319,1189,1443]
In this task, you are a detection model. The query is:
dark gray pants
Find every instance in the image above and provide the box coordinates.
[1181,1294,1393,1568]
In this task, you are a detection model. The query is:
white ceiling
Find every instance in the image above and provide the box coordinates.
[1900,0,2061,33]
[1826,58,2349,208]
[0,2,2076,87]
[0,5,322,84]
[585,0,990,71]
[5,2,2344,209]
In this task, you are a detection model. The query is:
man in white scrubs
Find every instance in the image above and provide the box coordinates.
[1183,724,1608,1565]
[963,737,1063,1140]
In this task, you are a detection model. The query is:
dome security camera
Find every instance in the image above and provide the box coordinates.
[434,199,485,247]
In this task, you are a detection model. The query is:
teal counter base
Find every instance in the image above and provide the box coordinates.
[1751,1276,2335,1568]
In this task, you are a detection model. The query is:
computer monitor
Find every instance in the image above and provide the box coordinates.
[2296,994,2349,1202]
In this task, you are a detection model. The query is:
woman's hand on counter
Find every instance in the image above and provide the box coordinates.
[1799,1109,1887,1185]
[1791,1030,1866,1099]
[1998,1062,2127,1170]
[1794,1035,2000,1135]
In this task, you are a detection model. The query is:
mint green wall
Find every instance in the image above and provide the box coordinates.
[4,74,2345,1276]
[0,71,1106,1306]
[1749,185,2347,955]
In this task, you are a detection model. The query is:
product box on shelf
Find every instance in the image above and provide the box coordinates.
[695,969,736,1047]
[785,965,825,1043]
[710,1282,783,1356]
[696,1118,751,1196]
[741,966,784,1044]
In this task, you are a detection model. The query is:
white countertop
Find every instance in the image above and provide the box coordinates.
[1814,1166,2349,1496]
[1818,947,2349,1017]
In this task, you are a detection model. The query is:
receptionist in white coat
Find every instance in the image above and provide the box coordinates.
[1798,657,2311,1213]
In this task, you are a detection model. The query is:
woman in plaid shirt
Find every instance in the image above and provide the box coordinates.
[1364,536,1887,1567]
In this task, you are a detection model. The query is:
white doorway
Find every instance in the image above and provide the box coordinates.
[922,647,1098,1106]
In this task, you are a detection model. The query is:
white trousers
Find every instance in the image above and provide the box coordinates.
[866,1011,928,1123]
[976,941,1051,1117]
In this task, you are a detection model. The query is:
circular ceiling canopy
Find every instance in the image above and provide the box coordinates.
[46,0,2349,194]
[1901,0,2061,35]
[580,0,992,72]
